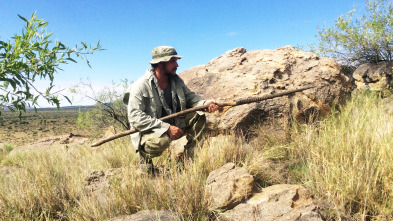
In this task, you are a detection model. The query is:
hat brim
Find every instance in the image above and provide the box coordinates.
[149,55,182,64]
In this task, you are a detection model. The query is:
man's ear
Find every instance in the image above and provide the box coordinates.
[156,62,164,70]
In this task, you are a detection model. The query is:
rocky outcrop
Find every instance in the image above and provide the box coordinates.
[96,163,323,221]
[218,184,323,221]
[206,164,323,221]
[10,133,89,154]
[205,163,254,210]
[180,46,352,135]
[353,62,393,93]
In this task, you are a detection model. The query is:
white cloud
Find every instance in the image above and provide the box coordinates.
[227,31,238,37]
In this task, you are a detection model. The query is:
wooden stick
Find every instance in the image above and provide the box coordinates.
[90,102,236,147]
[90,86,314,147]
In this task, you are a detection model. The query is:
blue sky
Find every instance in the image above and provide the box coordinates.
[1,0,362,106]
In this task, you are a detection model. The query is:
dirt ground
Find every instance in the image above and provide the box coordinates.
[0,109,97,147]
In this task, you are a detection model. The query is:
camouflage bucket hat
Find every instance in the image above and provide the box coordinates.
[149,46,182,64]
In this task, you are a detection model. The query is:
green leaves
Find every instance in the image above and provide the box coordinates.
[71,78,131,131]
[316,0,393,66]
[17,14,28,23]
[0,13,102,116]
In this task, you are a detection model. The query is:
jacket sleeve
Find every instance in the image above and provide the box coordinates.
[127,85,170,137]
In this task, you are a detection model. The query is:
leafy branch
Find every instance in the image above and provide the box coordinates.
[0,12,103,115]
[71,79,130,131]
[316,0,393,66]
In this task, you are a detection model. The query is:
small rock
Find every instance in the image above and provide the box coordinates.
[169,136,188,157]
[205,163,254,210]
[353,62,393,94]
[109,210,178,221]
[85,168,122,195]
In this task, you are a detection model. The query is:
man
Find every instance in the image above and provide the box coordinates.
[123,46,219,173]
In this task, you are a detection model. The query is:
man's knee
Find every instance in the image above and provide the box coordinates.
[140,133,171,158]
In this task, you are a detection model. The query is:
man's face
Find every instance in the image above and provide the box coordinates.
[164,57,179,76]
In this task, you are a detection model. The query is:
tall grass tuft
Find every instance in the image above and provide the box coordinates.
[291,91,393,220]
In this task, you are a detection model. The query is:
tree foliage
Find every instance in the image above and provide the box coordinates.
[316,0,393,66]
[0,13,101,115]
[71,79,130,132]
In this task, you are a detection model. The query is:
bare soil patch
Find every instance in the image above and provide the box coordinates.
[0,109,100,147]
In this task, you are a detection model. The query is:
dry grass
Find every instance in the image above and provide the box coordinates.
[0,124,288,220]
[290,91,393,220]
[0,91,392,220]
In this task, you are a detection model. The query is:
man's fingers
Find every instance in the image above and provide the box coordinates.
[207,103,220,113]
[168,126,184,140]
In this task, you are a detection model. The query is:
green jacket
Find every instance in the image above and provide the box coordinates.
[123,67,205,151]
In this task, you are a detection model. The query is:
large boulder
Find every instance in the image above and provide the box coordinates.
[180,46,352,135]
[219,184,323,221]
[353,62,393,93]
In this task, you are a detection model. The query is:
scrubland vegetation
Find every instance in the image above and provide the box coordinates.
[0,109,95,146]
[0,91,392,220]
[1,1,392,219]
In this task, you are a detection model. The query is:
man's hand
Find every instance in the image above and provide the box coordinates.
[204,99,220,113]
[167,125,184,140]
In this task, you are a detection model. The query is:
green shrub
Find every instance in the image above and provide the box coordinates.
[316,0,393,66]
[0,13,101,115]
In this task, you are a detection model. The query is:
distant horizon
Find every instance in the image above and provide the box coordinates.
[3,104,96,112]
